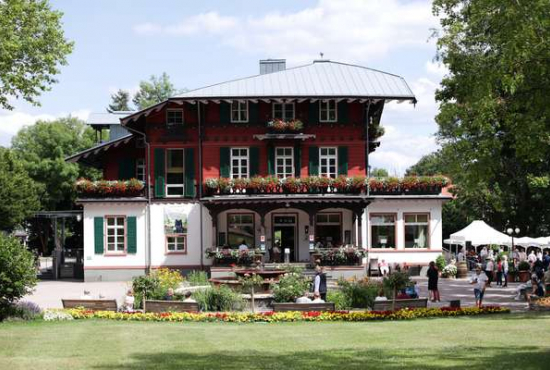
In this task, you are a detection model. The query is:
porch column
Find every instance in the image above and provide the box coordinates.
[259,212,267,253]
[356,211,363,248]
[211,211,218,248]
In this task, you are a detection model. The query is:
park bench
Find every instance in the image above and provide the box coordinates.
[62,299,118,311]
[144,300,200,313]
[371,298,428,311]
[272,302,336,312]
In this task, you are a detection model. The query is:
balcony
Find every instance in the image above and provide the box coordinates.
[203,176,449,197]
[75,179,145,198]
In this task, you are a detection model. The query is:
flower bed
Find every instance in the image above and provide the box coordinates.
[76,178,145,197]
[315,247,365,266]
[267,119,304,132]
[203,176,449,196]
[57,306,509,323]
[205,249,263,266]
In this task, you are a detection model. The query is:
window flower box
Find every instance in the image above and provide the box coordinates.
[75,179,145,198]
[267,119,304,133]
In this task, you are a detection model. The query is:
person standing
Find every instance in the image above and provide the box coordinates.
[502,255,509,287]
[427,261,440,302]
[314,265,327,301]
[495,258,503,286]
[485,258,494,287]
[470,267,488,308]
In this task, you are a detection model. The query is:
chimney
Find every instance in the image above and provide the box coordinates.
[259,59,286,75]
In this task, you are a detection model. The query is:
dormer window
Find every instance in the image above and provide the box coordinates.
[167,109,184,126]
[273,103,295,121]
[231,101,248,123]
[319,100,337,122]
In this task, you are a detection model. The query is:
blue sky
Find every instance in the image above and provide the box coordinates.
[0,0,446,174]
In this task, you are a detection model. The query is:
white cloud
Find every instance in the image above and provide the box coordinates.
[0,109,91,147]
[133,0,437,63]
[426,60,448,77]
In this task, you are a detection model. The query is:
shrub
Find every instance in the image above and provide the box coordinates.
[337,278,381,309]
[132,274,160,309]
[518,261,531,271]
[326,290,351,310]
[0,234,37,321]
[435,255,446,271]
[10,301,42,320]
[187,270,209,286]
[271,272,311,303]
[153,268,183,296]
[193,286,245,311]
[442,264,458,278]
[383,272,412,309]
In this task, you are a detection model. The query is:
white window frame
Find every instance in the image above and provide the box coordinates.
[166,109,184,126]
[319,147,338,178]
[404,213,430,249]
[230,147,249,179]
[272,103,295,121]
[166,149,185,197]
[370,214,397,249]
[105,216,126,254]
[136,158,146,182]
[231,101,249,123]
[275,147,294,178]
[166,234,186,253]
[319,100,338,122]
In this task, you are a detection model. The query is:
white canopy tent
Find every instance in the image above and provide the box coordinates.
[444,220,512,247]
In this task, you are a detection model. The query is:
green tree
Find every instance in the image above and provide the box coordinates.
[432,0,550,235]
[0,148,40,231]
[0,0,73,110]
[11,117,98,211]
[108,89,132,111]
[0,234,37,320]
[132,72,179,110]
[370,168,388,177]
[405,150,449,176]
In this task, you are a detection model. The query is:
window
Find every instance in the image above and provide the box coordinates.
[315,213,342,246]
[273,103,295,121]
[319,147,337,178]
[166,235,186,252]
[166,149,184,197]
[371,214,396,249]
[227,213,255,247]
[167,109,184,126]
[231,101,248,123]
[106,216,125,253]
[136,158,145,182]
[275,147,294,178]
[320,100,337,122]
[404,214,429,248]
[231,148,249,179]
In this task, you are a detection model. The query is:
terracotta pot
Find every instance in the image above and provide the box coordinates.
[518,271,531,283]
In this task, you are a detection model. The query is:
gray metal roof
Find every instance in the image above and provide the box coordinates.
[87,111,133,126]
[176,60,415,100]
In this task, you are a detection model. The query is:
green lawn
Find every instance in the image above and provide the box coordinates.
[1,313,550,370]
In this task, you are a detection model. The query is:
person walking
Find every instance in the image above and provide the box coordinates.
[427,261,440,302]
[470,267,488,308]
[502,255,509,287]
[496,258,503,286]
[314,265,327,301]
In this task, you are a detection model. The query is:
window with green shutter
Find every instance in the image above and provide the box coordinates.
[220,102,231,125]
[308,101,319,125]
[94,217,104,254]
[337,101,349,124]
[184,148,195,197]
[338,146,349,176]
[249,102,259,124]
[268,146,275,175]
[127,216,137,254]
[294,145,302,177]
[118,158,135,180]
[154,148,165,198]
[308,146,319,176]
[220,147,230,178]
[249,147,259,177]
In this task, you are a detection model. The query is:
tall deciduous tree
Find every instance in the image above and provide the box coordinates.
[108,89,132,111]
[132,73,179,110]
[0,0,73,110]
[432,0,550,235]
[370,168,389,177]
[0,147,40,231]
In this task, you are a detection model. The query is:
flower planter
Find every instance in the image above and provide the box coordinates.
[518,271,531,283]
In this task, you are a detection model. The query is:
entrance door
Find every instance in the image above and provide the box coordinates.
[273,215,297,262]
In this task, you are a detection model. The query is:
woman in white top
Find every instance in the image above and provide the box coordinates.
[123,289,135,312]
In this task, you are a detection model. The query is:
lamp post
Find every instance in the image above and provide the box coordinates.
[506,227,520,256]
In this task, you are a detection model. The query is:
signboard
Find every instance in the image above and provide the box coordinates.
[164,206,188,234]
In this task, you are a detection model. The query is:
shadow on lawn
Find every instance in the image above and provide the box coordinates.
[93,346,550,370]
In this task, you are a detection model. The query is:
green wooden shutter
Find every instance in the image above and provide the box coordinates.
[94,217,104,254]
[127,216,137,254]
[220,102,231,125]
[220,147,230,178]
[338,146,349,176]
[294,145,302,177]
[118,158,135,180]
[338,101,349,124]
[154,148,165,198]
[268,146,275,175]
[249,147,259,177]
[308,101,319,125]
[184,148,195,197]
[249,102,258,123]
[308,146,319,176]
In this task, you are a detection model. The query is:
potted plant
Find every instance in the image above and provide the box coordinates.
[332,176,348,193]
[349,175,366,194]
[282,177,301,193]
[303,176,321,193]
[517,261,531,282]
[218,178,231,194]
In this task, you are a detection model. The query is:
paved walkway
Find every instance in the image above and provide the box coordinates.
[24,274,531,311]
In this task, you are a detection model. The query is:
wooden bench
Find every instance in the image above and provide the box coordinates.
[144,300,200,313]
[371,298,428,311]
[272,302,336,312]
[62,299,118,311]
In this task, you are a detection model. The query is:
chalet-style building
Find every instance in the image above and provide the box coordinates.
[69,59,451,281]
